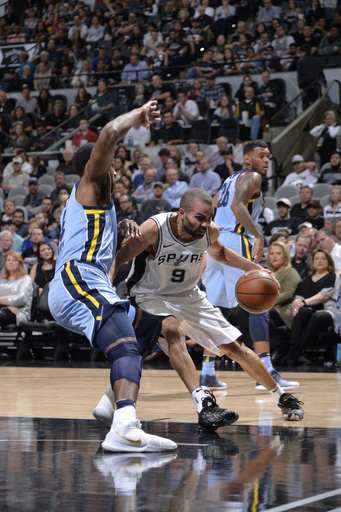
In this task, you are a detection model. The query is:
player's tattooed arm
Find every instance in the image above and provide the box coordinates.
[207,223,263,272]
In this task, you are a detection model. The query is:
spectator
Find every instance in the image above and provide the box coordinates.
[86,16,105,43]
[214,147,242,182]
[151,111,184,146]
[282,155,317,188]
[23,177,47,215]
[72,118,98,149]
[162,168,189,208]
[0,251,33,327]
[315,228,341,272]
[335,218,341,245]
[310,111,339,168]
[318,151,341,186]
[258,70,283,112]
[123,121,151,148]
[173,89,199,125]
[33,62,52,91]
[282,0,301,30]
[91,45,111,72]
[282,248,340,366]
[32,122,57,152]
[89,79,117,115]
[41,196,55,226]
[291,234,312,279]
[45,101,68,132]
[197,76,224,108]
[317,25,341,56]
[188,49,219,79]
[0,219,23,253]
[37,88,53,119]
[22,227,46,268]
[68,14,88,40]
[162,95,176,115]
[180,142,199,174]
[56,149,74,176]
[280,43,299,71]
[113,157,129,181]
[1,157,29,191]
[8,124,30,153]
[13,208,28,238]
[235,76,259,104]
[38,50,55,74]
[233,33,249,60]
[186,148,205,178]
[290,186,313,219]
[121,55,150,83]
[305,0,326,26]
[107,55,124,85]
[297,44,326,110]
[189,158,221,196]
[48,207,62,243]
[0,231,13,272]
[230,20,251,45]
[132,157,154,189]
[141,182,172,218]
[220,47,240,76]
[187,79,203,101]
[214,0,235,34]
[265,198,300,236]
[116,194,144,225]
[132,169,157,204]
[154,148,169,178]
[323,185,341,219]
[258,0,280,26]
[236,86,264,140]
[3,148,32,176]
[29,242,56,293]
[303,199,324,230]
[71,60,92,88]
[210,95,236,123]
[272,24,295,57]
[209,136,229,170]
[10,106,32,134]
[15,85,38,115]
[0,91,13,114]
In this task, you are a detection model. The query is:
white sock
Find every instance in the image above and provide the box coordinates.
[113,405,136,424]
[191,388,207,413]
[104,385,115,403]
[269,384,285,403]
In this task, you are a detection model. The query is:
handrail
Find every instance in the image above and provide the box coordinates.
[276,79,341,173]
[44,113,103,152]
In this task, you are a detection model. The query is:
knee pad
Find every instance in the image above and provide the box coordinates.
[134,309,163,358]
[249,311,269,343]
[107,341,143,387]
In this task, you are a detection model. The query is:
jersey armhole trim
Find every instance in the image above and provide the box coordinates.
[152,216,163,259]
[206,226,211,248]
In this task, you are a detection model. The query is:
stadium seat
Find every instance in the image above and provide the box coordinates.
[8,187,29,198]
[289,194,300,206]
[312,183,332,198]
[274,185,298,199]
[39,184,53,195]
[264,197,277,210]
[189,119,211,144]
[38,175,55,187]
[218,118,240,144]
[65,174,79,186]
[196,99,210,119]
[8,195,25,206]
[320,194,330,209]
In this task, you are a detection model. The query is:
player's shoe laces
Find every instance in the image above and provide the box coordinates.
[255,370,300,391]
[198,390,239,431]
[199,374,228,390]
[277,393,304,421]
[93,393,114,429]
[197,431,239,458]
[102,419,177,452]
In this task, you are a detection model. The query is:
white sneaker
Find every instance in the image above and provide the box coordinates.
[93,393,114,429]
[102,419,177,453]
[255,370,300,391]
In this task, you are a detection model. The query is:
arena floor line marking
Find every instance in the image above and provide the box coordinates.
[265,488,341,512]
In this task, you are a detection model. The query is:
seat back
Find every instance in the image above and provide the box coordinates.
[189,119,211,144]
[8,186,29,198]
[269,78,286,108]
[39,184,53,195]
[196,99,209,119]
[312,183,332,198]
[38,175,55,187]
[274,185,298,199]
[218,118,240,144]
[7,195,25,206]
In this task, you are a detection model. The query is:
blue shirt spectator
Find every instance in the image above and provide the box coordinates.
[121,55,150,83]
[189,158,221,196]
[258,0,280,26]
[198,77,225,107]
[162,169,189,208]
[90,79,117,114]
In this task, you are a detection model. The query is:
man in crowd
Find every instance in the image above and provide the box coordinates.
[56,149,74,175]
[132,169,157,204]
[186,149,205,179]
[33,122,57,151]
[72,118,98,148]
[317,151,341,185]
[189,157,221,196]
[180,142,199,174]
[141,182,172,218]
[15,85,38,115]
[132,157,159,189]
[272,25,295,57]
[148,75,173,105]
[121,54,150,83]
[45,100,68,132]
[22,226,46,268]
[89,79,117,117]
[91,45,111,72]
[162,168,189,209]
[173,90,199,125]
[13,208,28,238]
[265,198,299,236]
[315,228,341,272]
[156,148,170,178]
[198,76,224,108]
[258,0,280,27]
[151,111,184,146]
[214,147,242,182]
[0,219,23,253]
[282,155,317,188]
[116,194,145,225]
[236,86,264,140]
[303,200,324,230]
[3,148,32,176]
[23,177,47,216]
[1,156,29,191]
[297,44,325,109]
[123,121,151,147]
[0,90,14,113]
[290,186,313,219]
[291,234,312,279]
[310,111,339,167]
[209,136,229,170]
[258,70,282,113]
[51,172,68,206]
[1,199,16,222]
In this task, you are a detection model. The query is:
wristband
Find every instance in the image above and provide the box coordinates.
[302,299,306,306]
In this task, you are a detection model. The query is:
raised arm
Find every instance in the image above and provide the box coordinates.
[231,172,264,263]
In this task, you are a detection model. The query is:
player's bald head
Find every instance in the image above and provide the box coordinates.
[180,188,213,212]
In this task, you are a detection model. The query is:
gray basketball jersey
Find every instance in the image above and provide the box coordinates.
[127,212,210,296]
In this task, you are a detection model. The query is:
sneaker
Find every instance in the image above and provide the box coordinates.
[199,374,228,390]
[94,452,177,492]
[277,393,304,421]
[198,390,239,431]
[93,393,115,429]
[102,419,177,452]
[255,370,300,391]
[197,431,239,459]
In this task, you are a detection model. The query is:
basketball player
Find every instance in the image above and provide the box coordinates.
[48,102,180,453]
[205,140,299,391]
[94,188,304,423]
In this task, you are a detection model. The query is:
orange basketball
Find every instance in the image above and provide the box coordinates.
[235,270,280,314]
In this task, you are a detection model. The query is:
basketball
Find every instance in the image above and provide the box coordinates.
[235,270,280,314]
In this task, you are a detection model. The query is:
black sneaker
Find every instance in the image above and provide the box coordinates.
[198,390,239,431]
[198,431,240,459]
[277,393,304,421]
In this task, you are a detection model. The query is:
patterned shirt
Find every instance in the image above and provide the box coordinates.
[189,169,221,195]
[198,84,225,105]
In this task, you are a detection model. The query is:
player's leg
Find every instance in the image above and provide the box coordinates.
[200,349,227,390]
[94,306,176,452]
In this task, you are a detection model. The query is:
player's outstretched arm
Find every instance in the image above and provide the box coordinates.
[108,219,159,283]
[207,223,263,272]
[84,101,161,185]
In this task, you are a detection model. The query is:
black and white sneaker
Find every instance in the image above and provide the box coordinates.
[198,390,239,431]
[198,431,240,459]
[278,393,304,421]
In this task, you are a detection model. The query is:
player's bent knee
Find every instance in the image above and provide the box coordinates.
[107,341,143,387]
[161,317,185,346]
[222,339,248,359]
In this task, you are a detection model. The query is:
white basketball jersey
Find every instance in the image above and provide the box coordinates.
[127,212,210,296]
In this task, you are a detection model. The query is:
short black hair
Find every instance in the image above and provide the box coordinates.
[243,140,269,155]
[14,208,24,217]
[300,43,311,55]
[73,142,96,177]
[180,188,213,211]
[158,148,170,157]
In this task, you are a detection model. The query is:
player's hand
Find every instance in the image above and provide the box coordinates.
[140,100,161,130]
[262,268,281,290]
[117,219,141,238]
[252,236,264,264]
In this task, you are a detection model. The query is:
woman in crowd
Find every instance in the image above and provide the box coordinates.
[187,79,203,101]
[10,106,32,133]
[74,86,92,109]
[29,242,55,294]
[115,145,132,168]
[169,145,182,163]
[265,241,302,363]
[234,74,258,102]
[0,251,33,328]
[37,88,53,119]
[8,124,30,152]
[28,154,47,179]
[114,155,129,180]
[282,248,340,365]
[132,83,148,108]
[0,231,13,273]
[323,185,341,219]
[282,0,302,30]
[121,174,134,193]
[71,29,86,58]
[129,148,148,173]
[143,0,158,17]
[253,22,268,43]
[65,104,81,131]
[220,47,240,76]
[35,21,49,44]
[33,61,52,91]
[305,0,326,25]
[210,95,236,122]
[324,218,335,235]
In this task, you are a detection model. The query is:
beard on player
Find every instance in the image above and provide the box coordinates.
[183,218,207,239]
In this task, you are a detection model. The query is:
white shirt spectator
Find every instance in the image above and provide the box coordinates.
[282,169,317,188]
[173,99,199,124]
[323,203,341,219]
[214,3,236,20]
[86,25,105,42]
[3,161,32,176]
[123,125,151,147]
[310,123,340,140]
[143,31,163,47]
[272,34,295,57]
[68,23,88,40]
[331,243,341,272]
[194,6,215,18]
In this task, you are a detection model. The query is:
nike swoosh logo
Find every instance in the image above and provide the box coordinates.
[163,244,174,248]
[115,431,142,445]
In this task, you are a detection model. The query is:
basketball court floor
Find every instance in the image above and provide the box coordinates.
[0,358,340,511]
